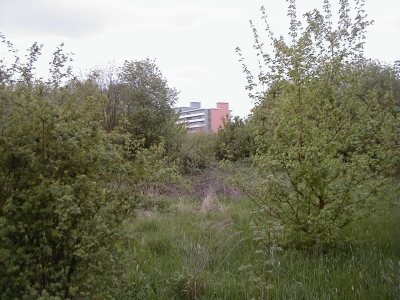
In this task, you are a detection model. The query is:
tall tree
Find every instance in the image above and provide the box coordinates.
[119,58,179,149]
[239,0,399,247]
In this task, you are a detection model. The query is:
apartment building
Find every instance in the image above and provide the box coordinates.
[175,102,229,132]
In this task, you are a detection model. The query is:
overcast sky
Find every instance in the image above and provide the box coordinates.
[1,0,399,117]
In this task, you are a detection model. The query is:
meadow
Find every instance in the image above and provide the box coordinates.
[111,178,399,300]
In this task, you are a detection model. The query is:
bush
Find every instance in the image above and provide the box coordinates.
[174,131,218,174]
[216,115,256,162]
[0,38,141,298]
[240,0,399,247]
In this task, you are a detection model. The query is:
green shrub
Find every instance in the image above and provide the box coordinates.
[241,0,399,247]
[216,115,256,162]
[174,131,218,174]
[0,39,142,298]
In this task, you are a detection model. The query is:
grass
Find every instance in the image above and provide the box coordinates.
[264,203,400,300]
[110,193,399,299]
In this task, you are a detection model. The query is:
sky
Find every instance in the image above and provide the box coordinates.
[1,0,399,118]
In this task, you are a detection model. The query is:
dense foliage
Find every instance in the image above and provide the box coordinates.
[239,0,399,247]
[173,131,218,174]
[0,36,178,298]
[89,59,180,153]
[216,115,255,161]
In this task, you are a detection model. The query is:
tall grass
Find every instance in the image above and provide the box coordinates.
[111,194,399,299]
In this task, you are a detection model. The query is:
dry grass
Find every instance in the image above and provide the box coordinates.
[200,193,219,213]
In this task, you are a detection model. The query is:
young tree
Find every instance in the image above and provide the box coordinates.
[239,0,399,247]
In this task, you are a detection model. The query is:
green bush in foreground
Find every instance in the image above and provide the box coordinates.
[0,38,141,299]
[240,0,399,247]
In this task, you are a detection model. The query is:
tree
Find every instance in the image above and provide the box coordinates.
[87,59,181,156]
[239,0,399,247]
[87,63,124,132]
[0,37,141,298]
[119,58,180,150]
